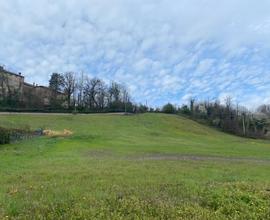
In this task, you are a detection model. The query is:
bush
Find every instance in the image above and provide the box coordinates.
[162,103,176,114]
[179,105,191,115]
[0,127,11,144]
[0,126,33,145]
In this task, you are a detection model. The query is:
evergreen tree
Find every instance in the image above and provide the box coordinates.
[49,73,64,92]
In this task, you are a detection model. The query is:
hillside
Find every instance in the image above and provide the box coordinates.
[0,113,270,219]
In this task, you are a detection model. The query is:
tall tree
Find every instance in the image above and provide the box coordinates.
[49,73,64,92]
[108,82,121,105]
[257,104,270,116]
[76,72,85,108]
[83,77,105,110]
[122,85,131,113]
[63,72,76,108]
[189,97,195,117]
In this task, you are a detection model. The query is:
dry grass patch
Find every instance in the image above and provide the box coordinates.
[43,129,73,138]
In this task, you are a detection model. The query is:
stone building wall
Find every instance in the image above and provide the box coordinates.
[23,84,67,108]
[0,66,67,108]
[0,66,24,100]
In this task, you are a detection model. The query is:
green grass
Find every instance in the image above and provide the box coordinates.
[0,113,270,219]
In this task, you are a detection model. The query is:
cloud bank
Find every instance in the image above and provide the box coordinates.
[1,0,270,108]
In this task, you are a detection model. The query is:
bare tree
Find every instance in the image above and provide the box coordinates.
[225,96,233,111]
[257,104,270,116]
[108,82,121,104]
[122,85,130,113]
[83,77,106,110]
[76,72,85,108]
[189,97,196,116]
[63,72,76,108]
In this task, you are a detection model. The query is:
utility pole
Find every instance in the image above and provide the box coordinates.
[124,98,127,114]
[124,90,128,114]
[242,113,246,136]
[74,102,78,114]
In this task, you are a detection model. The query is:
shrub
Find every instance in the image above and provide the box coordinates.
[162,103,176,114]
[179,105,191,115]
[0,127,11,144]
[0,126,33,145]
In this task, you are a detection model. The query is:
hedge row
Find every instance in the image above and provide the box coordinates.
[0,127,11,144]
[0,127,32,145]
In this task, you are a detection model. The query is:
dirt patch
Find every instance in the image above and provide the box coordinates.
[85,149,115,158]
[84,150,270,164]
[127,153,270,164]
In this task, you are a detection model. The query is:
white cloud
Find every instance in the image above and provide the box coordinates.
[0,0,270,107]
[195,59,215,75]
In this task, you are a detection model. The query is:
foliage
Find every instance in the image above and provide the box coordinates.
[178,98,270,139]
[49,73,64,92]
[134,104,148,113]
[63,72,76,108]
[178,105,191,115]
[162,103,176,114]
[0,127,10,144]
[1,70,137,113]
[0,126,32,145]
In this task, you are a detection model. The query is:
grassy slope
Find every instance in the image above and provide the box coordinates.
[0,113,270,219]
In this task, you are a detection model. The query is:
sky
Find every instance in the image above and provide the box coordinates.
[1,0,270,108]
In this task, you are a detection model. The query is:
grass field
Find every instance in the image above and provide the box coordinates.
[0,113,270,219]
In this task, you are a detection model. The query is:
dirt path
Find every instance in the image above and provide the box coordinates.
[130,153,270,164]
[86,150,270,164]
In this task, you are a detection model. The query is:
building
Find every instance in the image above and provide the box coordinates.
[0,66,67,109]
[0,66,24,101]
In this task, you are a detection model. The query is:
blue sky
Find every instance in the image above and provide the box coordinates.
[1,0,270,108]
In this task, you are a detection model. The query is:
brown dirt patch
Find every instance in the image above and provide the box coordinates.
[127,153,270,164]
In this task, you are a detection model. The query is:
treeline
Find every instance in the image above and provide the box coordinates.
[47,72,147,113]
[0,70,149,113]
[161,98,270,139]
